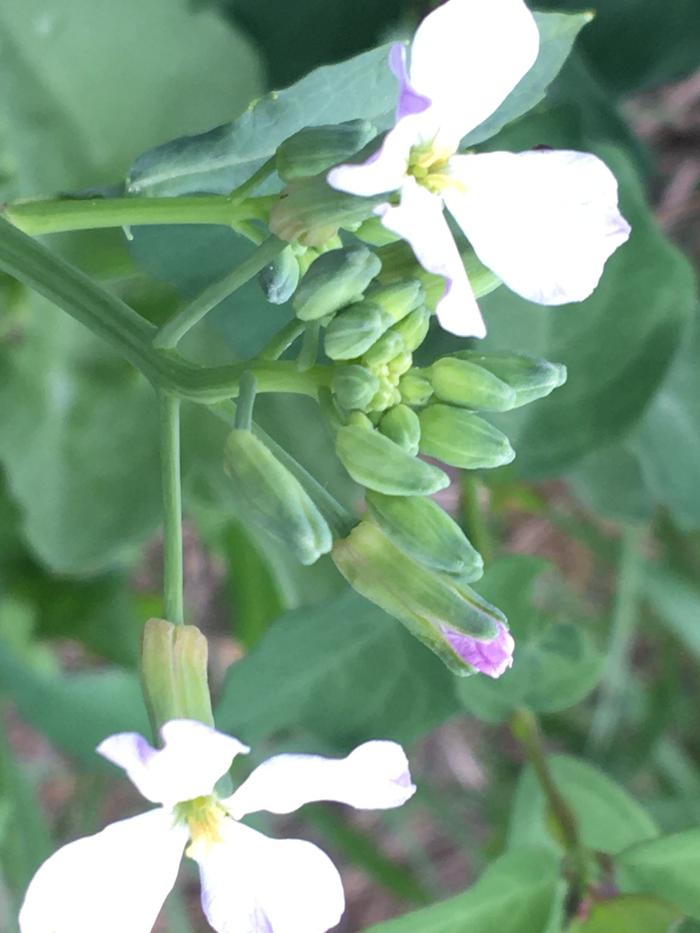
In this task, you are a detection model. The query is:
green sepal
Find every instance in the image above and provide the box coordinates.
[399,368,434,407]
[429,357,517,411]
[332,521,504,676]
[324,299,388,360]
[453,351,568,408]
[258,245,301,305]
[419,404,515,469]
[292,245,381,321]
[331,364,380,411]
[365,280,425,324]
[378,404,421,455]
[276,120,377,181]
[391,306,431,353]
[363,330,405,367]
[225,429,332,565]
[366,492,483,579]
[336,424,449,495]
[355,215,403,247]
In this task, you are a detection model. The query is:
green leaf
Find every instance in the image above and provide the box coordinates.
[457,557,602,721]
[567,895,683,933]
[617,829,700,920]
[509,755,658,856]
[128,44,398,197]
[463,11,593,148]
[215,590,459,748]
[569,442,653,524]
[364,847,559,933]
[643,566,700,662]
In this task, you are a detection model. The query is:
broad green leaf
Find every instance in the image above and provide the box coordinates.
[0,0,262,193]
[642,566,700,662]
[569,442,653,524]
[617,829,700,920]
[463,12,592,148]
[364,847,559,933]
[457,557,602,721]
[215,590,459,748]
[567,895,682,933]
[509,755,658,856]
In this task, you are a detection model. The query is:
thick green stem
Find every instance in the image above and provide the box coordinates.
[259,319,305,361]
[159,393,184,626]
[153,236,287,350]
[3,195,267,237]
[461,474,493,564]
[229,156,277,203]
[235,373,257,430]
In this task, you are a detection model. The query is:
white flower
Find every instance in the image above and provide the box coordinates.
[328,0,631,338]
[19,720,415,933]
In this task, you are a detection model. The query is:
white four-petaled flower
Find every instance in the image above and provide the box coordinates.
[328,0,631,338]
[19,720,415,933]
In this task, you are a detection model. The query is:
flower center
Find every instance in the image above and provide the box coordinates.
[407,142,464,196]
[175,795,228,858]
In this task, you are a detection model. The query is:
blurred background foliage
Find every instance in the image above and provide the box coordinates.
[0,0,699,930]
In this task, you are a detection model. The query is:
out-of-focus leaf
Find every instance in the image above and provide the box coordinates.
[642,566,700,662]
[216,590,459,748]
[457,557,602,721]
[364,847,559,933]
[569,443,653,524]
[567,895,682,932]
[617,829,700,920]
[509,755,658,855]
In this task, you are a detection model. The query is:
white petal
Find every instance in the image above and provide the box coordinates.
[445,150,631,305]
[195,819,345,933]
[379,177,486,338]
[225,741,415,820]
[409,0,540,145]
[389,42,432,122]
[327,116,418,197]
[19,809,186,933]
[98,720,249,806]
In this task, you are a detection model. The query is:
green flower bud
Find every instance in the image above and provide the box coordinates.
[365,492,483,579]
[387,350,414,379]
[369,381,402,413]
[331,364,380,411]
[365,280,425,324]
[332,521,504,676]
[276,120,377,181]
[336,424,449,495]
[270,175,383,247]
[258,244,301,305]
[363,330,405,368]
[399,369,434,407]
[292,246,381,321]
[378,404,421,455]
[225,429,332,565]
[324,299,388,360]
[419,404,515,469]
[454,351,567,408]
[355,216,403,247]
[429,357,517,411]
[142,619,215,731]
[391,306,431,353]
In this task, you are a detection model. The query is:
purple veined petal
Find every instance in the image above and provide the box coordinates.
[195,819,345,933]
[224,741,415,820]
[98,719,249,806]
[408,0,540,146]
[389,42,432,121]
[443,621,515,678]
[445,150,631,306]
[18,808,187,933]
[378,176,486,338]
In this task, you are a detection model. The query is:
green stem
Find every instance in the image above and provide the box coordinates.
[229,156,277,202]
[153,235,287,350]
[297,321,321,372]
[159,393,184,625]
[259,319,305,361]
[589,525,646,752]
[235,373,257,430]
[3,196,267,237]
[461,474,493,564]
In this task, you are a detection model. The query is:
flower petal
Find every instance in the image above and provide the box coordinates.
[409,0,540,145]
[327,116,417,197]
[98,720,249,805]
[390,43,432,121]
[443,620,515,678]
[445,150,631,305]
[19,808,187,933]
[378,177,486,337]
[225,741,415,820]
[195,819,345,933]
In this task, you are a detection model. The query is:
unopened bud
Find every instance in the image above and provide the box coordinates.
[391,306,430,353]
[325,300,388,360]
[292,246,381,321]
[378,405,421,455]
[332,365,380,411]
[365,492,483,579]
[332,522,507,676]
[355,216,403,247]
[336,424,449,495]
[225,430,332,565]
[399,369,434,407]
[365,280,425,324]
[454,351,567,408]
[419,405,515,469]
[363,330,405,367]
[387,350,413,379]
[258,245,300,304]
[429,357,516,411]
[276,120,377,181]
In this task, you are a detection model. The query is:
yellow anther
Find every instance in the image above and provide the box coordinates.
[407,143,464,197]
[175,795,228,858]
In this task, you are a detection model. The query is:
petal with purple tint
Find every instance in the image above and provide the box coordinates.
[327,116,419,198]
[409,0,540,146]
[389,43,432,121]
[224,741,415,820]
[445,149,631,306]
[19,808,187,933]
[378,177,486,337]
[98,719,249,806]
[443,620,515,678]
[195,819,345,933]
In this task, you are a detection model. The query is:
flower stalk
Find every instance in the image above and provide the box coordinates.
[158,393,185,626]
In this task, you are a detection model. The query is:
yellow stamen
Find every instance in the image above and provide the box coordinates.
[407,142,465,196]
[175,795,227,858]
